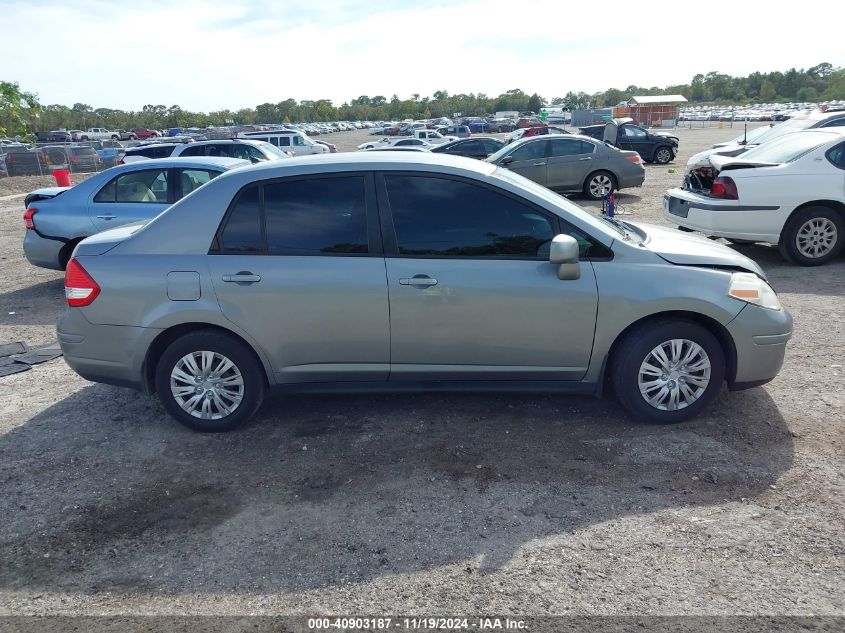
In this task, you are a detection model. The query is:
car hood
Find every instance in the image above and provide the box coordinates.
[651,131,679,142]
[686,145,750,170]
[630,222,766,278]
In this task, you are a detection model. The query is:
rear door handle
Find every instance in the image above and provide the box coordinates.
[579,157,593,161]
[399,275,438,287]
[222,272,261,284]
[96,214,116,220]
[532,161,547,166]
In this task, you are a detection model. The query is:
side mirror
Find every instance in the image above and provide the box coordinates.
[549,234,581,280]
[500,155,514,165]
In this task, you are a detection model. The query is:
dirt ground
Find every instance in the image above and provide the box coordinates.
[0,124,843,618]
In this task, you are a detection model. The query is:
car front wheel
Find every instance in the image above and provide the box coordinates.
[155,330,266,432]
[654,146,674,164]
[779,205,844,266]
[611,320,726,424]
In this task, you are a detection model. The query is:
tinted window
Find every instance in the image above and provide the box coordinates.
[278,136,291,146]
[264,176,368,254]
[179,144,206,157]
[548,138,587,157]
[820,117,845,128]
[453,139,482,154]
[218,186,262,252]
[480,139,503,153]
[94,169,169,203]
[621,126,647,138]
[826,143,845,169]
[509,141,546,162]
[385,175,554,258]
[292,136,305,146]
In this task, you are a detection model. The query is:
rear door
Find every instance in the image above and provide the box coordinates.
[617,125,651,158]
[207,173,390,383]
[546,138,596,190]
[89,166,172,230]
[500,140,549,185]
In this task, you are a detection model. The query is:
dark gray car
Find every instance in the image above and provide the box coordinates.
[486,135,645,199]
[58,153,791,432]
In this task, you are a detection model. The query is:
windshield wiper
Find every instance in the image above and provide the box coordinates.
[598,214,633,240]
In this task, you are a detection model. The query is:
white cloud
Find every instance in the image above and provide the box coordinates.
[3,0,843,111]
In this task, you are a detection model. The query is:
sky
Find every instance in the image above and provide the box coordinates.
[3,0,844,112]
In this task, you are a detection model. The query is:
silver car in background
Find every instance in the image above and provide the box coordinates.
[58,153,791,432]
[486,135,646,200]
[23,157,248,270]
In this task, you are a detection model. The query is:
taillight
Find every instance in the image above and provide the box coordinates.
[65,258,100,307]
[23,207,37,229]
[625,154,642,164]
[710,176,738,200]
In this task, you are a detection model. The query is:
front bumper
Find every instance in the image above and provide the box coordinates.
[726,303,793,389]
[663,188,783,244]
[58,308,162,392]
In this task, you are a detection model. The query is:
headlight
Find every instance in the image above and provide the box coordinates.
[728,272,781,310]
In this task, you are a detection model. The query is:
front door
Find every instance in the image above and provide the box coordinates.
[208,174,390,383]
[379,174,598,381]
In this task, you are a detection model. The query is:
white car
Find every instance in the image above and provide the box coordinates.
[238,130,328,156]
[414,129,457,145]
[664,129,845,266]
[122,139,292,164]
[357,137,433,151]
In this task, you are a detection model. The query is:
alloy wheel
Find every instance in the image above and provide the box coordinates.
[589,174,613,198]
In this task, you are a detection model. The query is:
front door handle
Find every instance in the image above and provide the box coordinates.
[399,275,438,288]
[222,271,261,284]
[579,157,593,161]
[96,214,116,220]
[532,161,547,166]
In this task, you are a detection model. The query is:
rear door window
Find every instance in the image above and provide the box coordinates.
[94,168,170,203]
[264,176,368,254]
[216,186,262,252]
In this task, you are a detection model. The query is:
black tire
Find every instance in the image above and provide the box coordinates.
[779,205,844,266]
[129,134,137,140]
[611,319,726,424]
[154,330,266,432]
[654,146,674,164]
[80,136,89,141]
[583,170,617,200]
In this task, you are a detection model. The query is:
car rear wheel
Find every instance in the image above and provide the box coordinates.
[611,320,726,424]
[779,206,844,266]
[583,171,617,200]
[155,330,266,432]
[654,146,674,164]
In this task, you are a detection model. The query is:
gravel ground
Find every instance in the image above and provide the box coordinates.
[0,124,843,617]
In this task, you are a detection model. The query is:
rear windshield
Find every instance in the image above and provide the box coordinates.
[740,131,839,164]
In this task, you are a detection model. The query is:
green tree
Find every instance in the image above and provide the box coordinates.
[0,81,40,136]
[760,79,776,102]
[527,93,543,113]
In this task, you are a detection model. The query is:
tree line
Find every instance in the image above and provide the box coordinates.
[2,63,843,136]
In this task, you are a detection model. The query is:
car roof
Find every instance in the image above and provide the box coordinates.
[118,156,249,169]
[216,150,497,177]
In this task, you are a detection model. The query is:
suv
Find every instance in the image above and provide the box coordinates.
[122,139,290,164]
[436,125,472,138]
[579,118,679,164]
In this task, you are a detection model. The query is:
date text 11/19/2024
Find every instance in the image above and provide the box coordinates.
[307,617,527,630]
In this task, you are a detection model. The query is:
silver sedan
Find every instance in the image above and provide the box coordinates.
[486,134,646,200]
[58,152,791,431]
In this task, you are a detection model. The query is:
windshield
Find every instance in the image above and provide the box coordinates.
[739,131,839,164]
[256,141,289,158]
[750,117,819,145]
[492,167,623,240]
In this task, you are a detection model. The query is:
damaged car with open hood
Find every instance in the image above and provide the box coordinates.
[664,128,845,266]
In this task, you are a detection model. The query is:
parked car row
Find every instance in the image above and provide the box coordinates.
[1,142,104,176]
